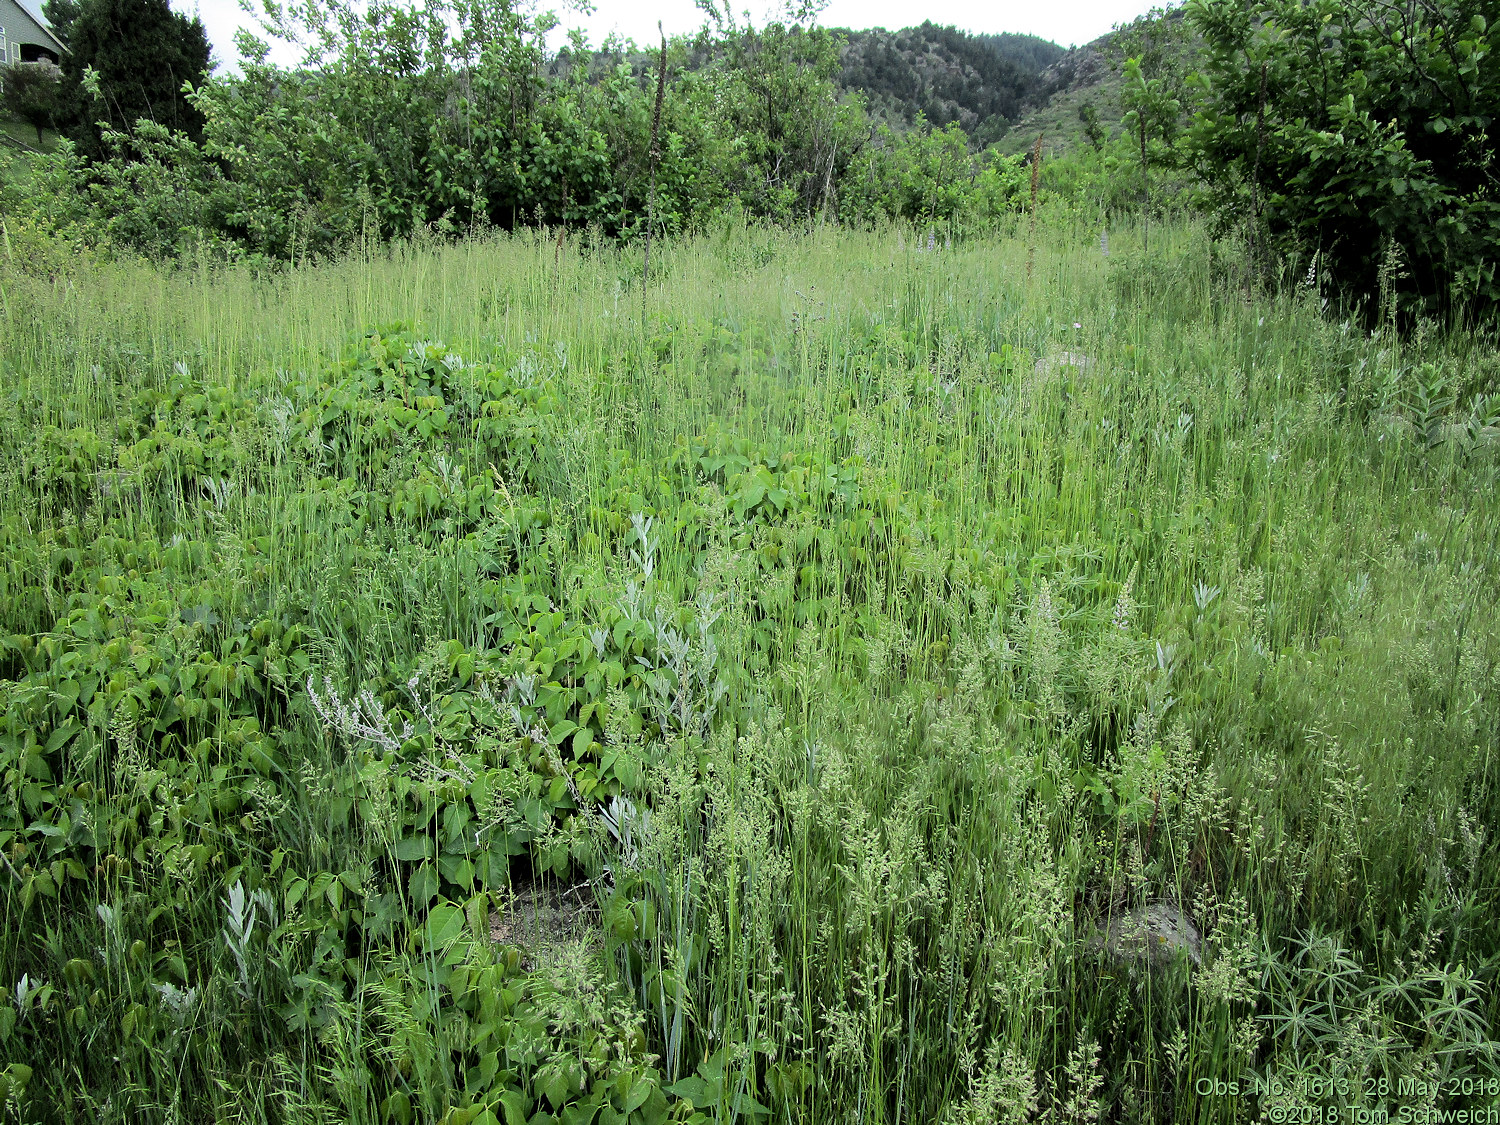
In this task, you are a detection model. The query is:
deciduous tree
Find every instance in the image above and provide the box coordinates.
[1184,0,1500,320]
[1,61,61,144]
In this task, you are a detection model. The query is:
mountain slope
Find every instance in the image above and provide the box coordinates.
[996,39,1119,155]
[554,24,1067,148]
[834,23,1066,146]
[998,7,1199,156]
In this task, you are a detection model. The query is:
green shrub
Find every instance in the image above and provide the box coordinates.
[1183,0,1500,320]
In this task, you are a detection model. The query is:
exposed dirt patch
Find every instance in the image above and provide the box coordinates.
[490,878,601,970]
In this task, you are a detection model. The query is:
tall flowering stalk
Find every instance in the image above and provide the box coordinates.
[1026,133,1043,282]
[642,23,668,307]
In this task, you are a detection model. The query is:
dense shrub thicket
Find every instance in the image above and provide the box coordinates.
[1,0,1035,264]
[6,0,1496,318]
[58,0,211,160]
[1184,0,1499,320]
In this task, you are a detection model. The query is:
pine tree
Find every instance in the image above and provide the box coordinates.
[41,0,81,48]
[59,0,210,160]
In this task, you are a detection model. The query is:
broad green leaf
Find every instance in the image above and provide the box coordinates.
[393,835,434,861]
[423,902,466,950]
[664,1077,708,1107]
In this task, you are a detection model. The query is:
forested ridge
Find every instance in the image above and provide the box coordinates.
[556,22,1068,147]
[834,25,1065,144]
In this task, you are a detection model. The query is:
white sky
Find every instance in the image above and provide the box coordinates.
[167,0,1158,72]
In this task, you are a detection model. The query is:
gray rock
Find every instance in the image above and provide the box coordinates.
[1034,351,1097,377]
[1092,898,1201,968]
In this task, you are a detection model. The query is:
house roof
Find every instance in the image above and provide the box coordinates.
[5,0,66,54]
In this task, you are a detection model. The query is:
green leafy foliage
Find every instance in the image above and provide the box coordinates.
[1183,0,1500,318]
[41,0,80,47]
[1,220,1497,1122]
[1121,54,1183,248]
[3,0,1046,263]
[58,0,211,161]
[0,61,62,145]
[838,121,1030,225]
[691,23,866,222]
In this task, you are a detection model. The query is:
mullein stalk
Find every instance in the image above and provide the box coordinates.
[642,24,667,315]
[1026,134,1044,284]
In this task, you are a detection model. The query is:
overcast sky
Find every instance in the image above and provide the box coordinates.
[165,0,1159,71]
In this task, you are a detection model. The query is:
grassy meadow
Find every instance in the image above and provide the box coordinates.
[0,218,1497,1123]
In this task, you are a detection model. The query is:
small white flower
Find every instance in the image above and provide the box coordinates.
[13,974,42,1011]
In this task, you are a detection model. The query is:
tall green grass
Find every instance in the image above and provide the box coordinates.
[0,216,1496,1124]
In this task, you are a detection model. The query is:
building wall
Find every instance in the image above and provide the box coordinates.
[0,0,62,65]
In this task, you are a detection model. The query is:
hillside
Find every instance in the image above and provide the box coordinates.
[554,23,1067,148]
[998,6,1198,156]
[996,38,1120,156]
[553,13,1200,157]
[835,24,1066,146]
[0,115,61,195]
[550,14,1193,157]
[0,113,59,154]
